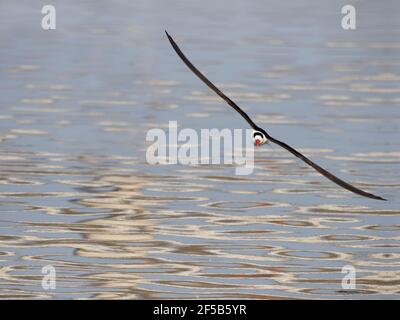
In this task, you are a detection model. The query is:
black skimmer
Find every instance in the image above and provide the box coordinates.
[165,31,386,201]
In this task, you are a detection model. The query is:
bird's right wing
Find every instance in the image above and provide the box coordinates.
[165,31,258,130]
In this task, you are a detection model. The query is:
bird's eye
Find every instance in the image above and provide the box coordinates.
[253,132,265,146]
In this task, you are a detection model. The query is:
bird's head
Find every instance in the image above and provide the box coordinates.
[253,131,268,146]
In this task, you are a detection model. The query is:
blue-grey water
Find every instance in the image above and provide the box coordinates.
[0,0,399,299]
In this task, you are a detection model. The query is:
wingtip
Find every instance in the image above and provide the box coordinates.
[372,194,387,201]
[165,30,171,38]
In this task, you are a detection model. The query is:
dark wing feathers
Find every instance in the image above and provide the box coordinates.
[165,31,386,201]
[265,134,386,200]
[165,31,258,130]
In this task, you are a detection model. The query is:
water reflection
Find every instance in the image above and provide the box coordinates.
[0,0,399,299]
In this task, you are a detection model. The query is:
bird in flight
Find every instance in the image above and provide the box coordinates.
[165,31,386,201]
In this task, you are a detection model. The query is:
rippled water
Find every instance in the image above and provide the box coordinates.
[0,1,399,299]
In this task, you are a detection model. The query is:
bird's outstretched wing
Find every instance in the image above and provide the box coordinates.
[264,133,386,200]
[165,31,258,130]
[165,30,386,201]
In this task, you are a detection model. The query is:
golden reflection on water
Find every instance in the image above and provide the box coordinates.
[0,149,398,299]
[2,98,398,299]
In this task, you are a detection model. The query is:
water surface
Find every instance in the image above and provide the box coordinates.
[0,0,399,299]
